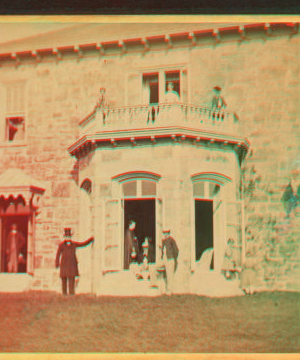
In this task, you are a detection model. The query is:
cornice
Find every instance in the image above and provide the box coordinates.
[0,22,298,67]
[68,125,250,159]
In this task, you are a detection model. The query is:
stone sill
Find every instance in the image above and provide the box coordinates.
[0,141,28,148]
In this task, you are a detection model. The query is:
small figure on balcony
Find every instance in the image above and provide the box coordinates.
[95,86,109,124]
[164,82,180,103]
[158,82,181,124]
[211,86,227,111]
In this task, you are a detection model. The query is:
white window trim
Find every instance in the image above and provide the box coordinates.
[191,174,232,273]
[0,80,28,144]
[125,64,189,106]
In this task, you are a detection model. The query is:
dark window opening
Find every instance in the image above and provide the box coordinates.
[124,199,156,269]
[195,200,214,269]
[143,73,159,104]
[6,117,25,141]
[81,179,92,195]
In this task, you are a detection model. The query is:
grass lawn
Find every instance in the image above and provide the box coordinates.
[0,291,299,353]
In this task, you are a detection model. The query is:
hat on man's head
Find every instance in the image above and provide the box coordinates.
[213,86,222,92]
[64,228,72,238]
[162,228,171,234]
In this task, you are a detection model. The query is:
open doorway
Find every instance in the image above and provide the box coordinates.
[124,199,155,269]
[1,215,28,273]
[195,200,214,269]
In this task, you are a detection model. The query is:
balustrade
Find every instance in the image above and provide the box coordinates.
[79,103,238,136]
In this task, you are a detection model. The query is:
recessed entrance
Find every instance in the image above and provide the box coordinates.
[1,215,28,273]
[195,200,214,269]
[124,199,156,269]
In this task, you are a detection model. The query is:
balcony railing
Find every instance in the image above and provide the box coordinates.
[79,103,239,136]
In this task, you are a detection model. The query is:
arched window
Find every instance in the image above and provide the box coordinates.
[80,178,92,195]
[111,171,162,270]
[191,172,232,271]
[191,172,231,199]
[112,171,161,199]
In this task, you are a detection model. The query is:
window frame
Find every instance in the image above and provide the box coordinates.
[126,64,188,106]
[1,80,28,144]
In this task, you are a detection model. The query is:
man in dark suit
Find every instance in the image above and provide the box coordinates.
[160,228,179,295]
[55,228,94,295]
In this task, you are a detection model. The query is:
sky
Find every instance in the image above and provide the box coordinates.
[0,22,77,44]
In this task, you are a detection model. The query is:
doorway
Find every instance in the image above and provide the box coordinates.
[124,199,155,269]
[195,200,214,269]
[1,215,28,273]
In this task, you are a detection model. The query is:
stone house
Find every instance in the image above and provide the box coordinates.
[0,22,299,296]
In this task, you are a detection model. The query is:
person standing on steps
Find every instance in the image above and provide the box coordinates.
[160,228,179,295]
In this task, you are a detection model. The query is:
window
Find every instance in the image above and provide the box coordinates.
[123,181,137,197]
[4,82,26,142]
[6,117,25,141]
[143,73,159,104]
[165,70,180,95]
[193,181,221,199]
[129,68,187,107]
[122,180,157,198]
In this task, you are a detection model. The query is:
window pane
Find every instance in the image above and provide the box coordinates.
[165,70,180,95]
[209,183,220,198]
[6,117,25,141]
[6,83,25,114]
[123,181,137,197]
[193,182,204,197]
[142,180,156,196]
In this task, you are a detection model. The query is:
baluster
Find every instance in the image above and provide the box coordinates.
[154,104,159,122]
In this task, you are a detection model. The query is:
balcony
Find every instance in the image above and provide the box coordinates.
[69,102,249,159]
[79,103,239,136]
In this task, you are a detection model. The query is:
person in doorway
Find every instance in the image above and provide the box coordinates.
[124,220,140,269]
[159,228,179,295]
[55,228,94,296]
[6,223,26,273]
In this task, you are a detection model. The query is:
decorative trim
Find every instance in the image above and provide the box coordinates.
[112,171,161,183]
[191,172,232,185]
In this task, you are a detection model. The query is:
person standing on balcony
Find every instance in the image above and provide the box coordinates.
[160,82,181,124]
[164,82,180,103]
[211,86,227,110]
[159,228,179,295]
[6,223,26,273]
[95,86,109,124]
[55,228,94,296]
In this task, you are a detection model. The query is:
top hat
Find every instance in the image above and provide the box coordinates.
[213,86,222,92]
[64,228,72,237]
[162,228,170,234]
